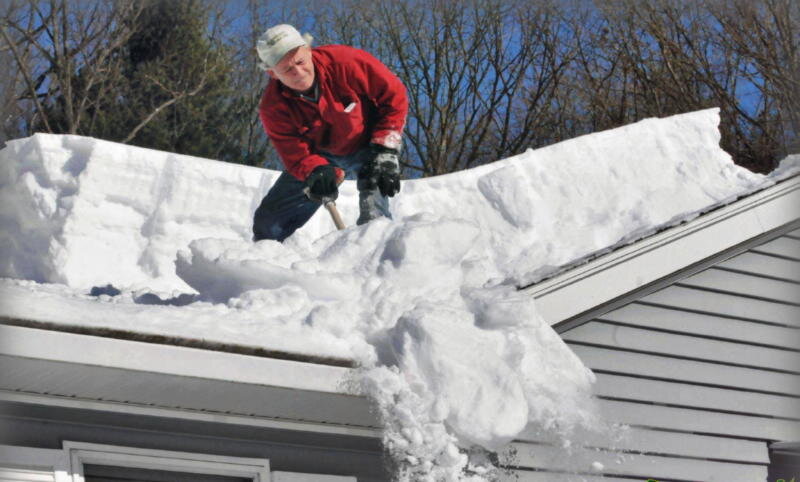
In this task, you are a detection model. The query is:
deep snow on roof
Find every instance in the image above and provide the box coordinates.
[0,108,787,357]
[1,108,796,479]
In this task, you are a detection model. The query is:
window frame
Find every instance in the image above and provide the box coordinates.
[62,441,270,482]
[0,444,68,481]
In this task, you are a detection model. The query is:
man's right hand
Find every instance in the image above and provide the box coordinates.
[305,164,341,201]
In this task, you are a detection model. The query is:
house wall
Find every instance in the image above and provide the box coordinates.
[0,401,386,482]
[502,229,800,481]
[0,325,387,482]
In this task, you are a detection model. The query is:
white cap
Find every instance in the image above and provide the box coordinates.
[256,24,308,69]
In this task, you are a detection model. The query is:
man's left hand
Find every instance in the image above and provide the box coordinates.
[359,144,401,197]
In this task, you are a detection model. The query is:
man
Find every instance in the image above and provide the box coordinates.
[252,24,408,242]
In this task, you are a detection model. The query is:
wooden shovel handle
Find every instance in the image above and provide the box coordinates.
[324,202,346,230]
[302,168,347,230]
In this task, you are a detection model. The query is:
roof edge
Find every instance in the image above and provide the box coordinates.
[0,323,356,395]
[0,316,355,368]
[523,175,800,330]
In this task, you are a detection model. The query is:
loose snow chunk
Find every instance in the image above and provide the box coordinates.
[387,304,529,450]
[175,209,599,476]
[176,237,359,303]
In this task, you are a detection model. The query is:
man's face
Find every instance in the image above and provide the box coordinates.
[268,46,315,94]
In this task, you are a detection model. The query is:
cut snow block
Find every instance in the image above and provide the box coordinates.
[0,134,276,291]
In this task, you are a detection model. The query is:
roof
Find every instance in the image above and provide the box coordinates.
[1,174,795,403]
[1,114,798,455]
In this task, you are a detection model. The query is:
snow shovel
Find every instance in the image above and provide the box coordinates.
[303,168,346,231]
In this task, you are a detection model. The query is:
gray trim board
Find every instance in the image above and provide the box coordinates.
[553,219,800,334]
[0,316,354,368]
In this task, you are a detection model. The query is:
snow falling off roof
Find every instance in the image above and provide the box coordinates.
[0,108,790,479]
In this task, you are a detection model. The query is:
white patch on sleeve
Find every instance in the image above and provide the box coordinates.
[372,130,402,150]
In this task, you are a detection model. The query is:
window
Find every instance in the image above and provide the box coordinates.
[769,442,799,482]
[83,464,251,482]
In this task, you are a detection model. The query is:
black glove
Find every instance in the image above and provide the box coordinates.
[305,164,339,201]
[358,144,401,197]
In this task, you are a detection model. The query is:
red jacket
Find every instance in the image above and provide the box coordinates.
[259,45,408,180]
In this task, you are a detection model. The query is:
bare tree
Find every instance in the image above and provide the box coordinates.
[711,0,800,160]
[4,0,794,172]
[0,0,238,160]
[0,0,30,144]
[0,0,145,135]
[213,0,280,167]
[498,4,578,154]
[565,0,793,172]
[317,0,569,176]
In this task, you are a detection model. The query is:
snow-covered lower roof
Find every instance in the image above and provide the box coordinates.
[1,108,797,478]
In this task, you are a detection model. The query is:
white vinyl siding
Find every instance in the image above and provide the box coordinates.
[502,231,800,481]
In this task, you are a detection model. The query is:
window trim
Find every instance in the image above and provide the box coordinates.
[0,444,68,481]
[62,441,270,482]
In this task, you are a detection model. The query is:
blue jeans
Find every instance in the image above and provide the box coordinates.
[252,149,391,242]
